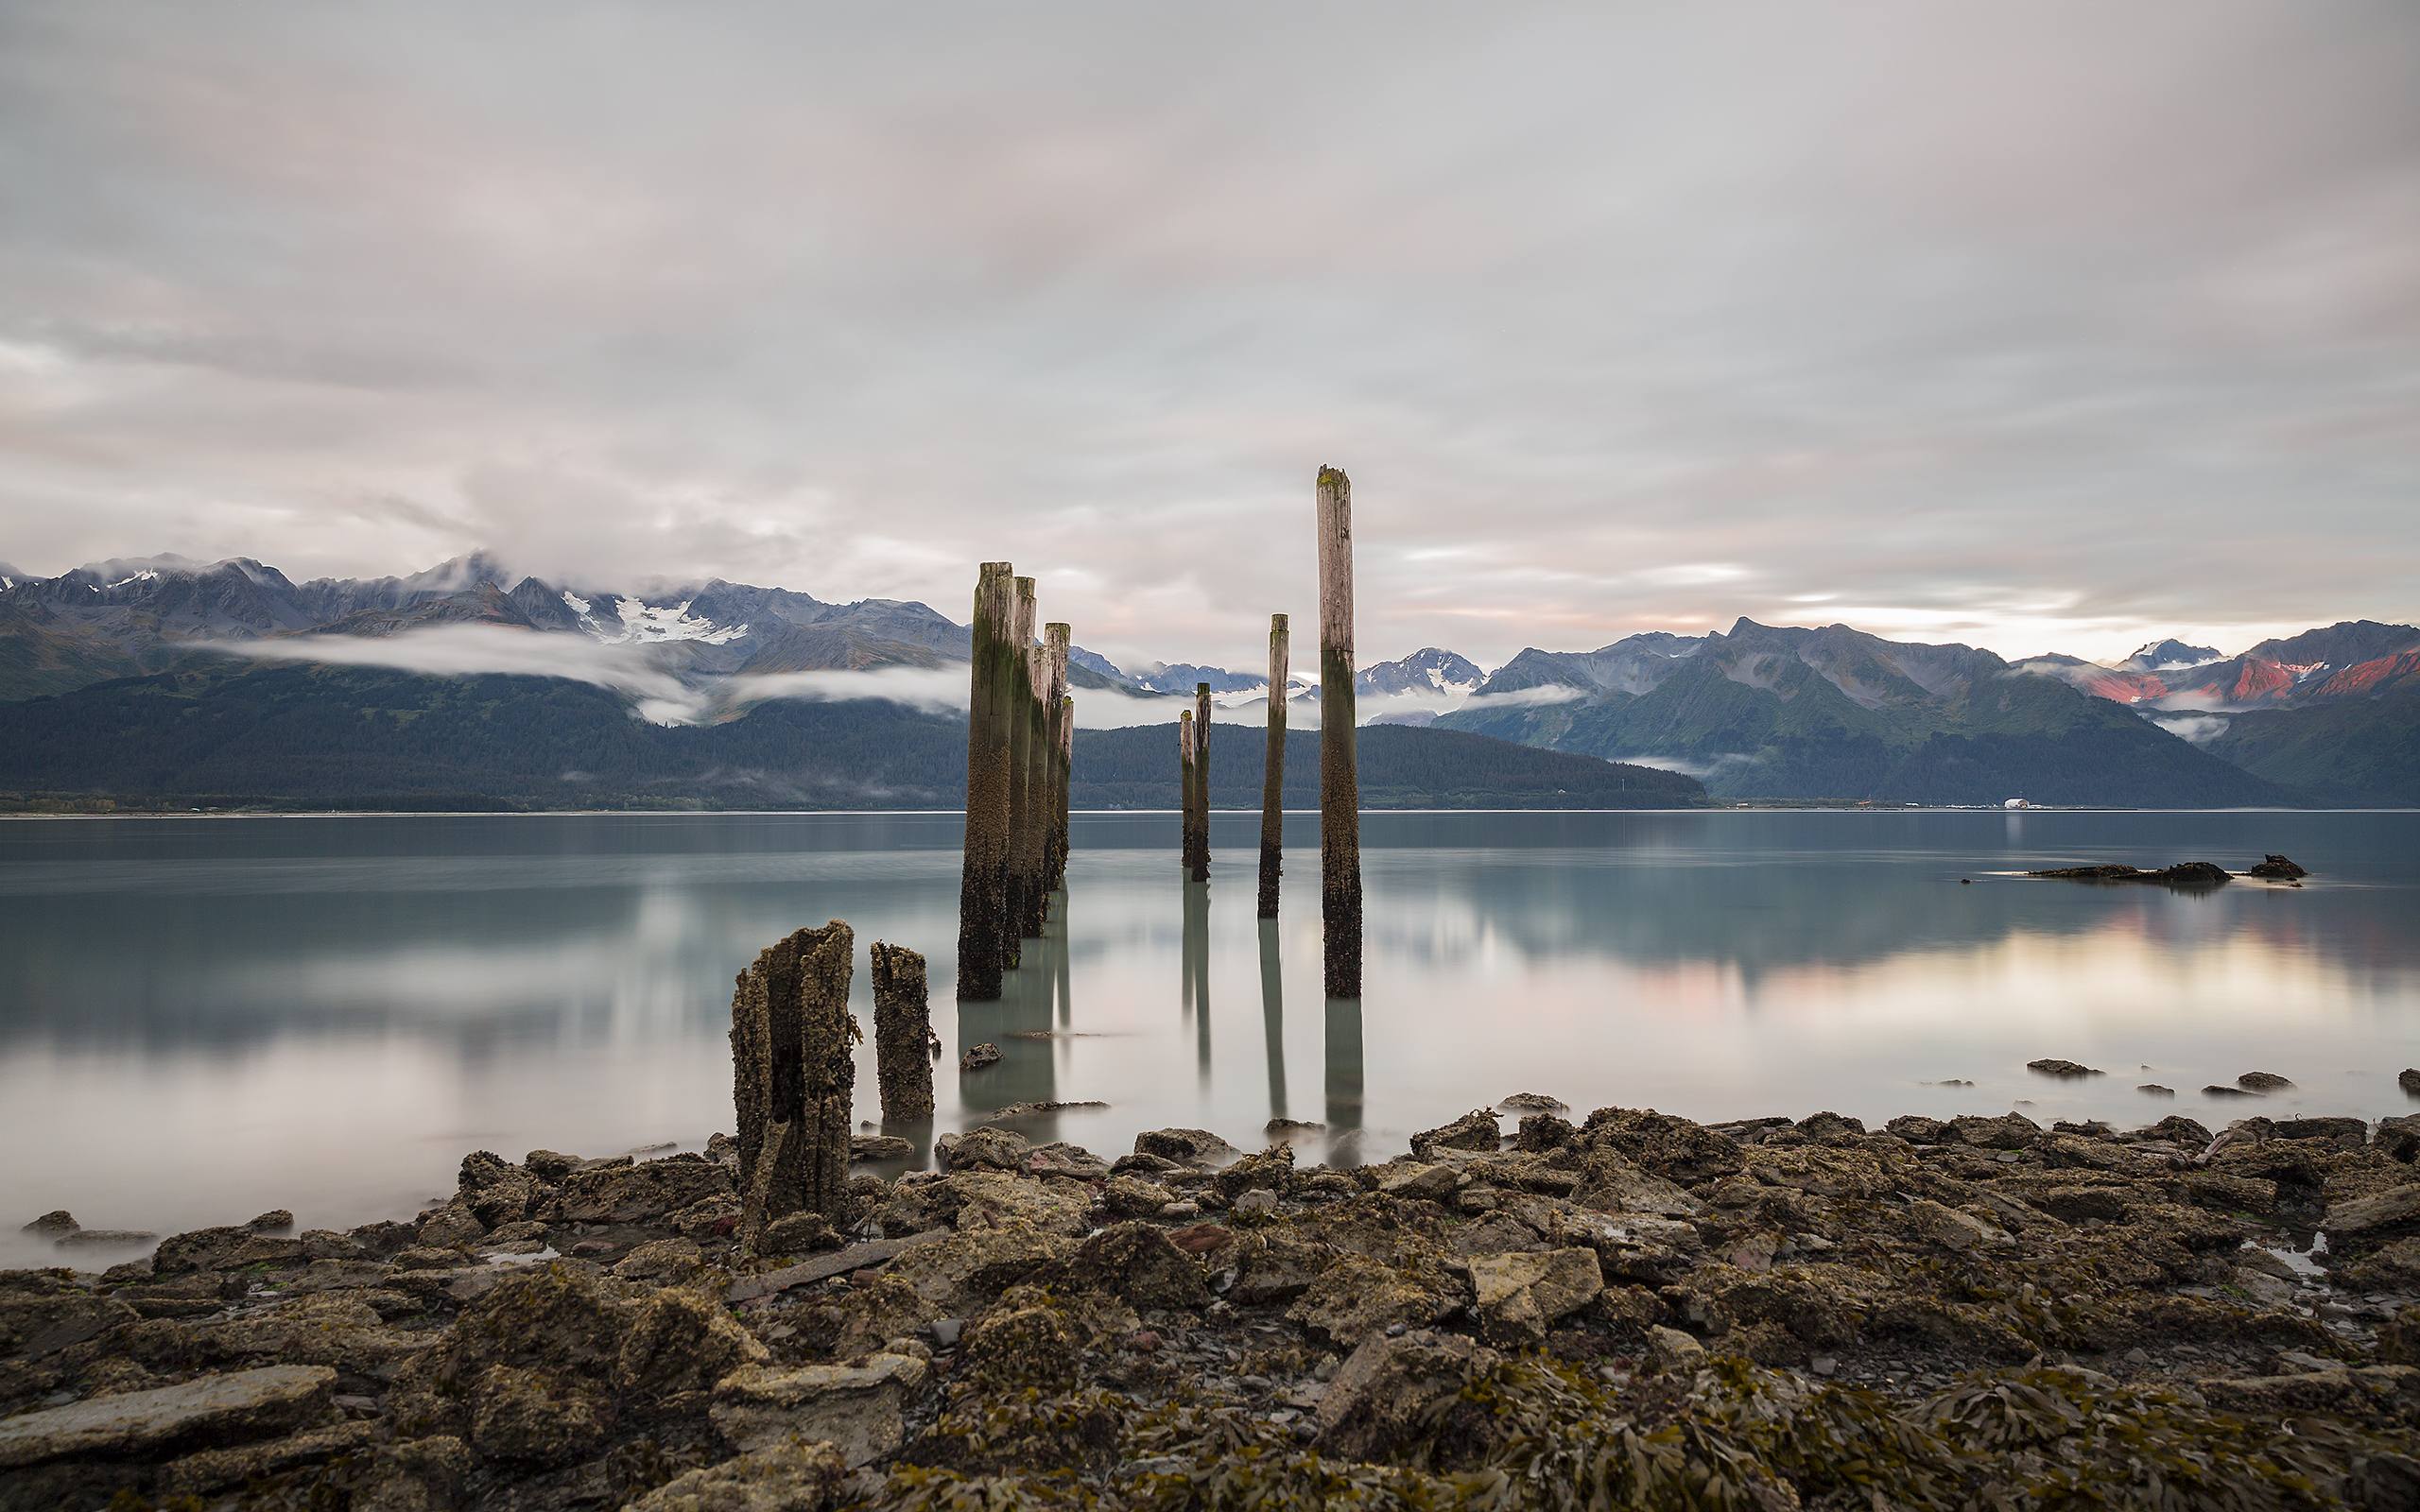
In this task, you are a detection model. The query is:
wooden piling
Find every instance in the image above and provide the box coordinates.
[1179,709,1198,875]
[957,563,1016,1000]
[1192,681,1213,882]
[871,941,934,1122]
[1316,466,1362,998]
[1258,613,1288,919]
[1019,641,1052,938]
[1055,694,1075,889]
[1003,576,1038,965]
[1043,625,1071,895]
[730,920,856,1248]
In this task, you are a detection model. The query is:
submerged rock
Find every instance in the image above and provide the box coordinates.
[2027,1058,2102,1078]
[2026,861,2231,885]
[2237,1071,2296,1092]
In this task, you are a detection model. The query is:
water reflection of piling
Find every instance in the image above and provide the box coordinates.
[1316,467,1362,999]
[1051,884,1072,1030]
[1259,917,1287,1123]
[957,563,1015,1000]
[959,925,1059,1122]
[1184,878,1211,1085]
[1323,993,1363,1138]
[1259,613,1288,919]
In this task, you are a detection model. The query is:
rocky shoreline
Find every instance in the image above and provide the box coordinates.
[6,1100,2420,1510]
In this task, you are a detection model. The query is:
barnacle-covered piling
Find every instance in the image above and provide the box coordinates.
[870,940,934,1122]
[729,920,856,1248]
[1003,576,1039,965]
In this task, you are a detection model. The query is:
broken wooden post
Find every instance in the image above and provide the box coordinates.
[1043,624,1071,896]
[1003,576,1038,966]
[730,920,857,1249]
[957,563,1016,1000]
[1192,681,1213,882]
[1316,466,1362,998]
[1179,708,1198,875]
[870,941,934,1122]
[1258,612,1288,919]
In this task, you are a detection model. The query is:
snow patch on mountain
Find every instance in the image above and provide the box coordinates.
[592,597,749,646]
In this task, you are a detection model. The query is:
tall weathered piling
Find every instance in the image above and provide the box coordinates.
[1179,709,1199,875]
[730,920,856,1248]
[957,563,1016,1000]
[1043,624,1071,895]
[1316,466,1362,998]
[1054,693,1075,890]
[870,940,934,1122]
[1258,613,1288,919]
[1019,641,1052,938]
[1191,681,1213,882]
[1003,576,1039,966]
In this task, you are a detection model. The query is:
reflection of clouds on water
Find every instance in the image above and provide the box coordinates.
[3,810,2417,1266]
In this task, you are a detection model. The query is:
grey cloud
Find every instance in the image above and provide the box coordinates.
[4,2,2417,667]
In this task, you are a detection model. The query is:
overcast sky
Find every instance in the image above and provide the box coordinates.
[2,3,2415,669]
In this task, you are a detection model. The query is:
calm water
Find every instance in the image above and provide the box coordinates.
[4,809,2417,1268]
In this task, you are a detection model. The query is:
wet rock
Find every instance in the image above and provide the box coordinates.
[1579,1108,1746,1186]
[2247,854,2308,880]
[2143,1114,2213,1145]
[467,1363,606,1466]
[1059,1221,1209,1311]
[1572,1149,1701,1217]
[1908,1199,2011,1251]
[2269,1115,2366,1147]
[0,1272,138,1358]
[2377,1114,2420,1163]
[759,1211,840,1255]
[850,1134,915,1161]
[2138,1084,2175,1096]
[614,1286,767,1401]
[0,1364,336,1469]
[1515,1112,1578,1152]
[1025,1142,1110,1181]
[1465,1247,1603,1345]
[1646,1323,1706,1367]
[152,1223,275,1276]
[612,1237,706,1282]
[189,1293,424,1367]
[884,1221,1071,1314]
[546,1156,732,1225]
[1883,1115,1953,1144]
[2237,1071,2295,1093]
[160,1420,380,1498]
[2323,1183,2420,1240]
[1498,1091,1569,1113]
[2204,1085,2259,1098]
[1949,1112,2041,1150]
[417,1204,486,1248]
[2402,1068,2420,1096]
[1133,1127,1241,1166]
[1409,1108,1500,1156]
[1313,1329,1499,1460]
[935,1125,1029,1173]
[959,1042,1002,1073]
[1794,1111,1867,1140]
[1265,1117,1325,1138]
[19,1211,77,1237]
[1288,1254,1463,1345]
[710,1353,927,1468]
[523,1149,579,1182]
[1375,1161,1464,1203]
[2027,1059,2102,1078]
[1214,1143,1296,1198]
[627,1438,846,1511]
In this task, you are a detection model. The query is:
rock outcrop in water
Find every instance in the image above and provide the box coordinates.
[2028,860,2233,885]
[7,1102,2420,1509]
[2250,853,2310,880]
[730,922,857,1250]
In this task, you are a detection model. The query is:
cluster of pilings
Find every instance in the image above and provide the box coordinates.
[957,562,1076,1002]
[729,930,939,1250]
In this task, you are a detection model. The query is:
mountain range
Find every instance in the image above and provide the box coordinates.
[2,551,2413,806]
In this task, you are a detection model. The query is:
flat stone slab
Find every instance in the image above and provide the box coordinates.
[0,1364,336,1469]
[724,1229,942,1303]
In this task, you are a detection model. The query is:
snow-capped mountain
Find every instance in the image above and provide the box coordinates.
[2120,639,2221,673]
[1355,647,1484,698]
